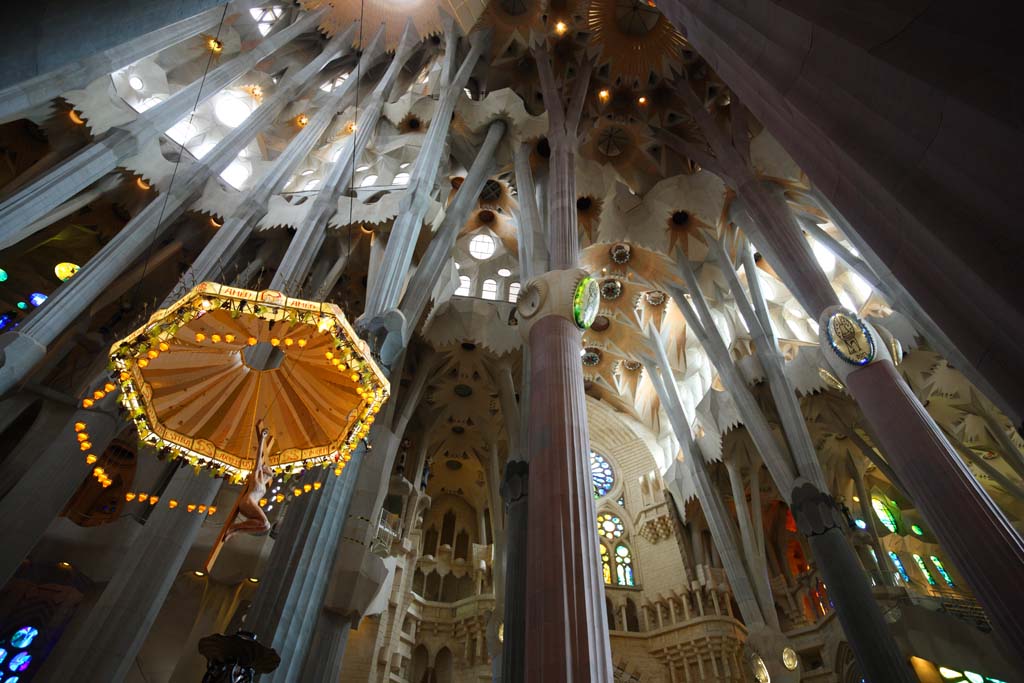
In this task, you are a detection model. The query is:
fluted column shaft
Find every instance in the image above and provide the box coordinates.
[501,460,528,683]
[524,315,613,681]
[847,361,1024,658]
[0,9,324,250]
[362,30,487,320]
[38,465,221,683]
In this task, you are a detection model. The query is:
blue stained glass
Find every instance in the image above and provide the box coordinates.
[0,649,6,665]
[912,553,937,586]
[2,677,18,683]
[0,314,12,331]
[930,555,955,587]
[28,293,47,307]
[854,518,867,530]
[590,451,614,499]
[8,652,30,672]
[888,551,910,582]
[9,627,37,649]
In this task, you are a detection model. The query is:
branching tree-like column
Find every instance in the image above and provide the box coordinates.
[518,40,614,682]
[271,20,420,295]
[0,8,327,250]
[0,26,383,588]
[0,21,368,398]
[0,5,225,124]
[662,243,917,683]
[360,20,488,324]
[664,77,1024,659]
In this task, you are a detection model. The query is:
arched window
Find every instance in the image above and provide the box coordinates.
[930,555,955,587]
[624,598,640,632]
[912,553,937,586]
[599,544,612,585]
[359,174,378,188]
[614,544,635,586]
[590,451,614,498]
[454,276,471,296]
[508,282,520,303]
[440,510,456,547]
[481,279,498,300]
[871,497,898,534]
[393,172,410,186]
[888,551,910,583]
[597,513,624,540]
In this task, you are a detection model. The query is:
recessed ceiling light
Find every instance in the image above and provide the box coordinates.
[128,75,145,91]
[300,168,315,176]
[356,165,370,172]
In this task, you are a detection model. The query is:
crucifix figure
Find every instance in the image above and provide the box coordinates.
[204,421,274,571]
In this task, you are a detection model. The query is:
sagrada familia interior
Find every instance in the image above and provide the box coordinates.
[0,0,1021,681]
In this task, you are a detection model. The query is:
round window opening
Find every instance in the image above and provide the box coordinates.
[469,234,496,260]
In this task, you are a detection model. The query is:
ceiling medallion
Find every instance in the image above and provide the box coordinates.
[622,360,641,371]
[609,242,632,264]
[582,348,603,366]
[825,311,875,366]
[600,278,624,300]
[645,290,666,306]
[590,315,611,332]
[595,126,628,157]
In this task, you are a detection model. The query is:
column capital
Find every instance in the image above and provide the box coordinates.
[514,267,596,339]
[817,305,892,385]
[500,459,529,504]
[790,479,846,537]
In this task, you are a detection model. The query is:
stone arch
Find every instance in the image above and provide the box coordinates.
[434,646,454,683]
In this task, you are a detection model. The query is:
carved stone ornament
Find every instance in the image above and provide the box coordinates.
[817,305,891,385]
[790,480,847,537]
[514,268,598,338]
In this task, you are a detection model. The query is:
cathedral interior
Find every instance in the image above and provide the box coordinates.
[0,0,1021,681]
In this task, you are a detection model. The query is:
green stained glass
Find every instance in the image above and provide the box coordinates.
[871,497,898,533]
[930,555,955,587]
[912,553,937,586]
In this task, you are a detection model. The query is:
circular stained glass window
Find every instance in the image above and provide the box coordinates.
[8,652,30,672]
[590,451,614,498]
[9,628,36,650]
[597,513,624,539]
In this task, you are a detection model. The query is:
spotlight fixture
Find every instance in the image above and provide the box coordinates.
[598,89,610,102]
[193,570,206,577]
[554,20,568,35]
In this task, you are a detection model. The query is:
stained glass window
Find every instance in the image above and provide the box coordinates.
[7,652,30,672]
[871,497,898,534]
[614,544,635,586]
[590,451,614,498]
[912,554,937,586]
[597,513,624,540]
[888,551,910,583]
[930,556,955,588]
[600,544,612,585]
[8,629,35,650]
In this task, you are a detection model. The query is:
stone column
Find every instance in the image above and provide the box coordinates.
[823,325,1024,658]
[0,1,238,89]
[791,482,918,682]
[0,8,326,250]
[398,119,508,332]
[666,255,914,682]
[361,24,488,321]
[657,0,1024,426]
[519,42,612,681]
[0,23,363,396]
[269,21,420,293]
[0,5,225,123]
[0,28,374,593]
[500,460,528,683]
[643,352,770,629]
[37,464,222,683]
